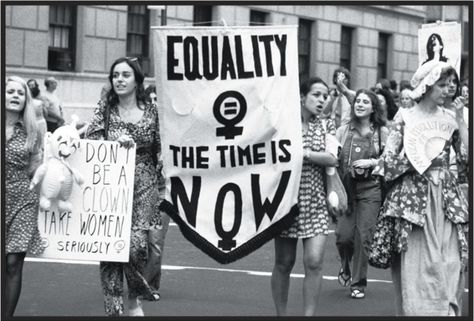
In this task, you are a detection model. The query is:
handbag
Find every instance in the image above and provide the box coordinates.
[367,214,395,269]
[322,118,348,218]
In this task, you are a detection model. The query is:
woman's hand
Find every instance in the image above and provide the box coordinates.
[117,134,135,149]
[352,159,375,169]
[451,96,466,121]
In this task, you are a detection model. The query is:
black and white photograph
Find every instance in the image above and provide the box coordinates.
[2,1,472,319]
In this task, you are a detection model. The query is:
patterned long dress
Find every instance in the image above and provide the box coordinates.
[372,108,468,316]
[280,116,335,238]
[86,100,162,316]
[5,122,44,255]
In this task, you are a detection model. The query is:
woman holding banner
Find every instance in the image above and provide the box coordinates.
[86,57,162,316]
[371,60,468,315]
[271,77,339,316]
[5,76,44,316]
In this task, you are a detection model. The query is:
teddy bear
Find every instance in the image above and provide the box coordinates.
[30,116,84,212]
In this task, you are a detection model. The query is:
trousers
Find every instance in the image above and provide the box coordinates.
[335,179,381,290]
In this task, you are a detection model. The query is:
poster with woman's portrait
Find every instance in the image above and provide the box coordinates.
[418,21,461,76]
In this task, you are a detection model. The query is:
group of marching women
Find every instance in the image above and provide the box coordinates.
[271,59,468,316]
[5,56,469,316]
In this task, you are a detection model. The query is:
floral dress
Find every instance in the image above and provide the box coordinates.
[5,122,44,255]
[86,100,163,316]
[372,108,468,316]
[280,116,335,238]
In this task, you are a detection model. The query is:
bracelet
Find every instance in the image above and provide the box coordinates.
[304,149,311,160]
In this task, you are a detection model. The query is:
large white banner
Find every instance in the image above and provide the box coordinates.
[418,21,462,76]
[152,25,302,263]
[36,140,136,262]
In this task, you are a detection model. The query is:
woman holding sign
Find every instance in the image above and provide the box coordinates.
[271,77,339,316]
[5,76,44,316]
[86,57,163,316]
[371,60,468,316]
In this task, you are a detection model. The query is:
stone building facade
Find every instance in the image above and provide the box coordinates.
[4,4,470,120]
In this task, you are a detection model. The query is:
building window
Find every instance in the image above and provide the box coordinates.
[340,26,353,71]
[377,33,390,80]
[127,6,150,76]
[298,19,312,84]
[194,6,213,26]
[250,10,268,26]
[48,5,76,71]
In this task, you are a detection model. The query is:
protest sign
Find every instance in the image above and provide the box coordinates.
[36,140,136,262]
[404,117,457,174]
[418,21,462,76]
[152,25,302,263]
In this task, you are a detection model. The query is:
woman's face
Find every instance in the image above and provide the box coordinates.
[301,83,328,116]
[446,74,458,98]
[353,93,373,119]
[150,92,157,103]
[400,89,413,108]
[112,62,137,98]
[27,80,36,90]
[432,36,442,53]
[427,77,449,105]
[6,80,26,114]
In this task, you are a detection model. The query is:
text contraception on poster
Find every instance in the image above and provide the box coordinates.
[36,140,136,262]
[153,25,303,263]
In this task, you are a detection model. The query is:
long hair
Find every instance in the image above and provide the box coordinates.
[106,57,147,109]
[446,67,461,99]
[6,76,41,152]
[350,89,386,128]
[374,88,398,121]
[423,33,448,64]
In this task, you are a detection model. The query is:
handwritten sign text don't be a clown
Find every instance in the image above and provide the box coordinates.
[36,140,136,262]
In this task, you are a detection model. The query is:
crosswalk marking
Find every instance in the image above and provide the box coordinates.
[24,257,469,292]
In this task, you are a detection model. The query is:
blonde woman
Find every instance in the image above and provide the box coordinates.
[5,76,44,316]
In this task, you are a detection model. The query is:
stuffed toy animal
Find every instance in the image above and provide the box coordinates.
[30,116,84,212]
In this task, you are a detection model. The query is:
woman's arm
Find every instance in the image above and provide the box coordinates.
[452,96,469,155]
[28,149,43,177]
[304,150,338,167]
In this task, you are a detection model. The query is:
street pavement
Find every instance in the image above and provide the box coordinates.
[15,222,470,317]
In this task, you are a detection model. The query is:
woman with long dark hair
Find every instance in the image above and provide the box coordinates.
[86,57,163,316]
[334,89,388,299]
[422,33,449,65]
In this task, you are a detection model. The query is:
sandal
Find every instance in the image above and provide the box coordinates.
[337,267,351,287]
[351,289,365,299]
[143,291,160,301]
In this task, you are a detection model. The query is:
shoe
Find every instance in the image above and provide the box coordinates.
[351,289,365,299]
[143,291,160,301]
[337,267,351,287]
[128,297,144,316]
